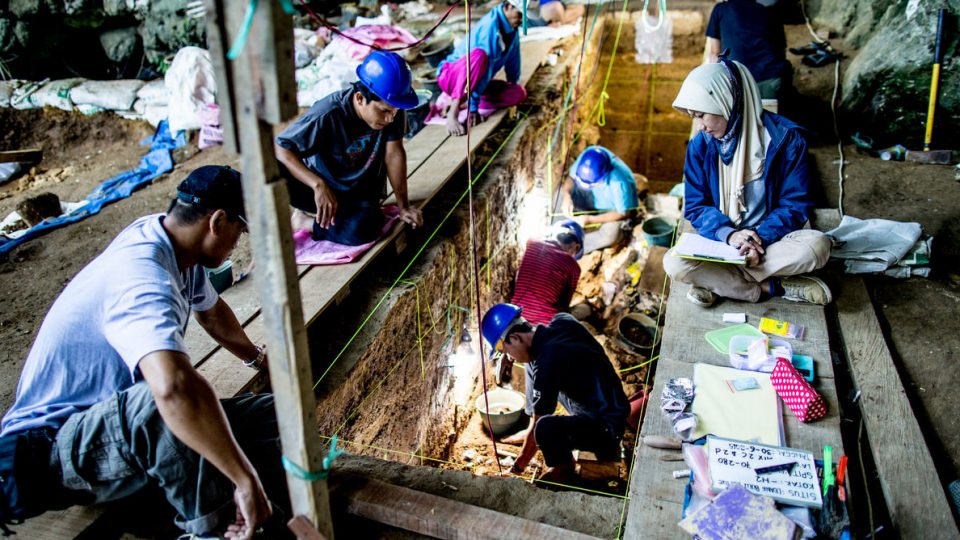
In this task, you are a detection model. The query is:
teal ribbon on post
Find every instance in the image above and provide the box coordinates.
[226,0,259,60]
[281,436,346,481]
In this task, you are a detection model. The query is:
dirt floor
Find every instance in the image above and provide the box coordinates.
[0,109,246,412]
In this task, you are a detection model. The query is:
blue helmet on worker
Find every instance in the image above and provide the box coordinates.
[481,303,524,358]
[549,219,585,260]
[572,146,613,188]
[356,50,423,110]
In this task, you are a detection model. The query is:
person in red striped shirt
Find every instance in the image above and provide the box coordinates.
[510,220,584,327]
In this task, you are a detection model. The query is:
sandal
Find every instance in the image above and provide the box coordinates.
[802,49,843,67]
[789,40,830,56]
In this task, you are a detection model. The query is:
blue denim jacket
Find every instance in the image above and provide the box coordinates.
[684,112,814,246]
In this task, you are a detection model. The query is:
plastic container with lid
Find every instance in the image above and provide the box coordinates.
[728,335,792,373]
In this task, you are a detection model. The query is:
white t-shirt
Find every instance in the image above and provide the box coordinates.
[1,214,217,435]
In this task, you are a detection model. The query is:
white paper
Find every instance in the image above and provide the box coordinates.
[673,232,746,263]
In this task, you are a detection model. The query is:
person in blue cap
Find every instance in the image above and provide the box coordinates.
[436,0,527,136]
[275,50,425,246]
[562,145,640,253]
[481,303,629,483]
[0,166,289,538]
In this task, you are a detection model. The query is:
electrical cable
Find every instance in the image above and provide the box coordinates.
[800,0,845,216]
[462,0,504,474]
[298,0,458,52]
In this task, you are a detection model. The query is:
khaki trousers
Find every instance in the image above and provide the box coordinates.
[662,229,832,302]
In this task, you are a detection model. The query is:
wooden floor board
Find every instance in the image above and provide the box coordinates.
[835,277,959,539]
[623,276,844,539]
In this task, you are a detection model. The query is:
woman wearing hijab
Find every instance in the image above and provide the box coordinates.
[663,56,832,307]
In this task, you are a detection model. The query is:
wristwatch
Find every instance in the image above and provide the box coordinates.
[243,345,266,369]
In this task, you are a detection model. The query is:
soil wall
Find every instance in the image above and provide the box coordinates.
[308,40,577,465]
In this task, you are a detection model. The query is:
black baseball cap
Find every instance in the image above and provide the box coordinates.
[176,165,247,224]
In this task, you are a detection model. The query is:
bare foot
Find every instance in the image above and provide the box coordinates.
[500,429,529,445]
[290,208,314,233]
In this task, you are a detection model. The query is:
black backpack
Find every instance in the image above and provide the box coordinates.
[0,429,58,535]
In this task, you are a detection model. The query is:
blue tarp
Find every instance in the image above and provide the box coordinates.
[0,120,187,256]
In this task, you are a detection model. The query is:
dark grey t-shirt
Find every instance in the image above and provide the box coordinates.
[275,88,405,200]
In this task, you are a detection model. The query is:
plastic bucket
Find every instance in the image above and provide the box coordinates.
[641,217,676,247]
[414,67,440,100]
[421,35,454,68]
[475,387,526,438]
[617,312,661,355]
[404,89,433,139]
[205,259,233,293]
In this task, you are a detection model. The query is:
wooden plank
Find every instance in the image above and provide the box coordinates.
[227,0,334,530]
[835,277,959,539]
[14,505,108,539]
[624,275,844,539]
[254,0,297,124]
[202,0,238,153]
[338,477,600,540]
[0,148,42,163]
[661,282,834,379]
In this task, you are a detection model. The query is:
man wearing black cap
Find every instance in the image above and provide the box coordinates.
[0,166,285,539]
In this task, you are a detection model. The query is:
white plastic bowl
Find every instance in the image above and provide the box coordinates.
[475,387,526,437]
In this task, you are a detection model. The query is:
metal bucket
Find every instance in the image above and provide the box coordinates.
[421,35,454,68]
[617,312,661,355]
[475,387,526,438]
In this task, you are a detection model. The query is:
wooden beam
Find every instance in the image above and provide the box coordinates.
[834,277,960,539]
[338,477,600,540]
[219,0,334,536]
[0,148,42,163]
[202,0,239,153]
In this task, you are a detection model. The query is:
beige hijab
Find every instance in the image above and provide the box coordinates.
[672,61,767,223]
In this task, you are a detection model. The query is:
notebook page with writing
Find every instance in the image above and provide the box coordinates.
[673,232,746,264]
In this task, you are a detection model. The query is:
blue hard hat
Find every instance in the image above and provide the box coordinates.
[481,303,523,358]
[572,146,613,186]
[551,219,585,260]
[356,50,422,110]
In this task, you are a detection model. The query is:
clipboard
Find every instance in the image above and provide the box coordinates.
[673,232,746,265]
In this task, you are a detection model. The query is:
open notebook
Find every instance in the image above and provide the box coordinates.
[673,232,746,264]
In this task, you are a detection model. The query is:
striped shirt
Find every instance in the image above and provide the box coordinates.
[511,239,581,326]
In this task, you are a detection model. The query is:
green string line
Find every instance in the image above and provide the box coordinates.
[314,112,529,391]
[281,436,344,481]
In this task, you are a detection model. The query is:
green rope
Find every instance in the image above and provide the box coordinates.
[281,436,345,481]
[226,0,258,60]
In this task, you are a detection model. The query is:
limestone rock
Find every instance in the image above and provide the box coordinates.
[138,0,206,66]
[17,192,61,226]
[839,1,960,146]
[812,0,898,48]
[103,0,133,17]
[0,18,15,53]
[100,26,138,63]
[9,0,42,18]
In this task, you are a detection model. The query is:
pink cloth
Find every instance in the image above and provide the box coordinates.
[293,205,400,265]
[425,49,527,125]
[329,25,417,60]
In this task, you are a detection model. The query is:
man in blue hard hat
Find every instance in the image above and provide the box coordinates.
[561,145,640,254]
[481,303,629,483]
[275,50,425,246]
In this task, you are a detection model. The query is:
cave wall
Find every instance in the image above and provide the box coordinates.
[811,0,959,147]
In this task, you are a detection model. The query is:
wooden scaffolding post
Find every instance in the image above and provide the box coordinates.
[203,0,334,537]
